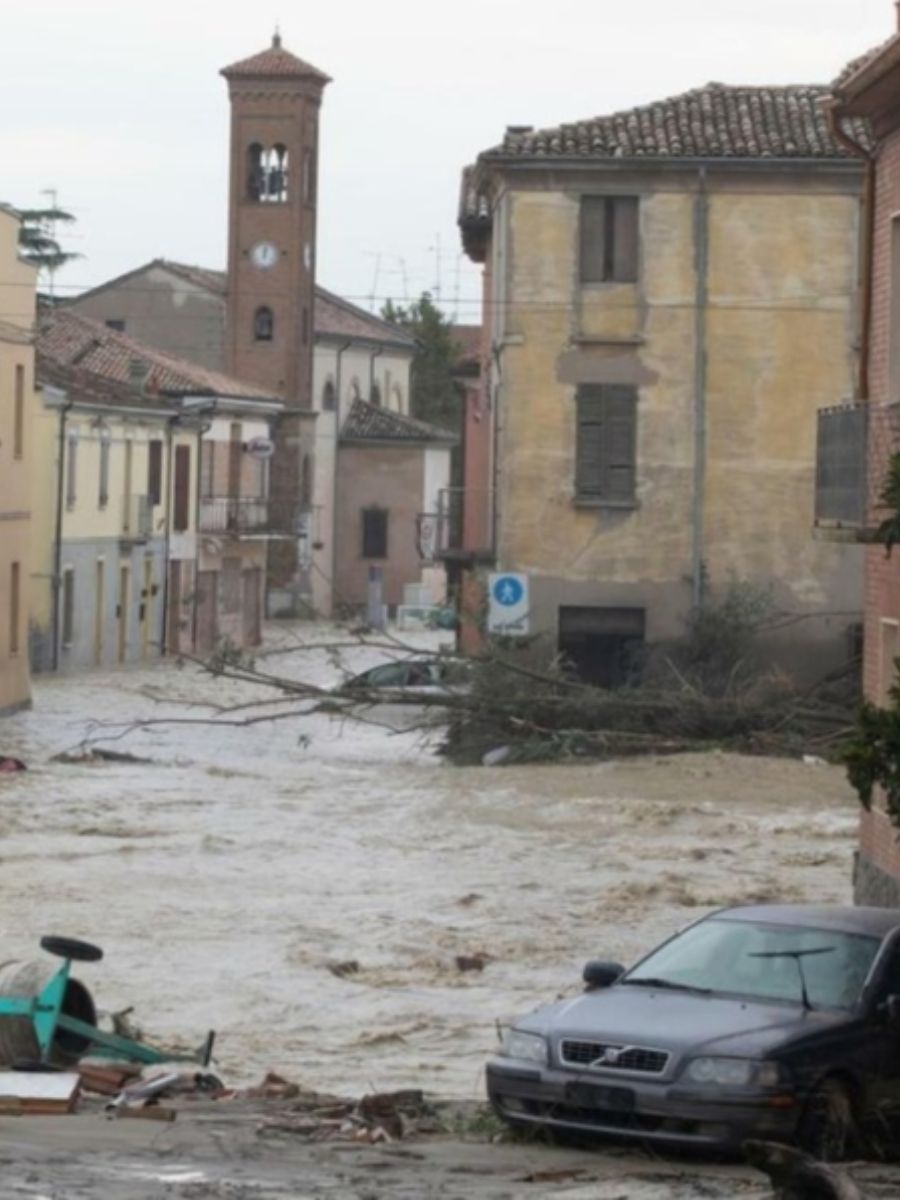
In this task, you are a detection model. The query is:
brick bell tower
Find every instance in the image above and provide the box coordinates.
[221,33,330,608]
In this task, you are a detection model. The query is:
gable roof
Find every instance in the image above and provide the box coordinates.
[37,308,282,405]
[340,398,457,446]
[833,35,899,91]
[480,83,868,161]
[221,34,330,84]
[69,260,415,351]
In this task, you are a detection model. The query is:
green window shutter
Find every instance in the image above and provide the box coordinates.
[579,198,607,284]
[575,385,637,502]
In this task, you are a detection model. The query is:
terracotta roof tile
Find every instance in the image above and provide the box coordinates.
[833,35,899,91]
[314,286,416,348]
[340,398,457,445]
[37,308,281,403]
[221,34,330,83]
[482,83,870,160]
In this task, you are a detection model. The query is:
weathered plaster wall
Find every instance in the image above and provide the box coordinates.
[333,444,426,611]
[72,267,226,371]
[493,170,863,672]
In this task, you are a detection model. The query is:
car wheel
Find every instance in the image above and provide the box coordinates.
[798,1078,857,1162]
[40,936,104,963]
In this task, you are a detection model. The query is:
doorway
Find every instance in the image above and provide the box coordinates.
[117,565,130,663]
[558,606,646,688]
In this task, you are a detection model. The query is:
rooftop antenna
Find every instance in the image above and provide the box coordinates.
[40,187,59,298]
[429,233,442,302]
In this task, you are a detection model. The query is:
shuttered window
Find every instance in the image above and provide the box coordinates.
[575,384,637,504]
[579,196,639,283]
[362,507,388,559]
[147,439,163,507]
[173,444,191,532]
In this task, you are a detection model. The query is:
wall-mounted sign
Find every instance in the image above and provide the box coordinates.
[245,436,275,459]
[487,572,530,636]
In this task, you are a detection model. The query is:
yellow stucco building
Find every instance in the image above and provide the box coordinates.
[460,84,867,682]
[0,207,37,714]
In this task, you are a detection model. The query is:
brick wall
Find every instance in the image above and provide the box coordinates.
[859,124,900,902]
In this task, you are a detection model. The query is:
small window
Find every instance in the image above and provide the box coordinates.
[61,567,75,647]
[65,432,78,509]
[322,380,336,411]
[362,507,388,559]
[9,561,20,655]
[580,196,639,283]
[147,439,163,506]
[98,428,111,509]
[173,444,191,532]
[254,306,274,342]
[105,319,126,332]
[302,146,316,205]
[13,364,24,460]
[575,384,637,504]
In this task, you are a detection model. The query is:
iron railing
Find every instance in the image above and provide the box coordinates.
[814,404,866,528]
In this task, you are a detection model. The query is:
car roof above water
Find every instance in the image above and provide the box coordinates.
[713,904,900,939]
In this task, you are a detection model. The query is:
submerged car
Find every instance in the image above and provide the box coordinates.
[488,904,900,1157]
[339,657,470,697]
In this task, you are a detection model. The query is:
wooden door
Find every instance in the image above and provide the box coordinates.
[242,568,262,647]
[117,565,130,663]
[196,570,219,654]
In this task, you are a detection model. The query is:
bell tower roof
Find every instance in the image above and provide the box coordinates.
[220,33,330,84]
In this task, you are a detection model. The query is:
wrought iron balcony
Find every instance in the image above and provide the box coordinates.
[418,487,496,562]
[815,404,867,532]
[199,496,271,535]
[121,494,153,541]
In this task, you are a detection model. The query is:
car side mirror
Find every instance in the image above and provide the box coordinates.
[883,994,900,1025]
[583,960,625,991]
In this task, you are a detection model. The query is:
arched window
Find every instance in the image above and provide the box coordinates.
[247,143,264,201]
[322,379,336,411]
[247,143,289,203]
[254,306,274,342]
[370,382,382,407]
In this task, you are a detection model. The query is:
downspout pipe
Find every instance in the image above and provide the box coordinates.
[160,415,177,656]
[691,168,709,614]
[827,104,875,402]
[51,391,73,672]
[369,344,384,403]
[330,340,353,614]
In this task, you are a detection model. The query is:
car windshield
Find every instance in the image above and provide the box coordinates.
[623,918,880,1010]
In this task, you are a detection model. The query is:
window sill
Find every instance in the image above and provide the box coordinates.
[573,497,638,511]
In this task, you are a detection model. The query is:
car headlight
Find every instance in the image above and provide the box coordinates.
[685,1058,781,1087]
[500,1029,548,1066]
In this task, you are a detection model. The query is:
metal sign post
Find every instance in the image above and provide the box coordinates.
[487,572,530,636]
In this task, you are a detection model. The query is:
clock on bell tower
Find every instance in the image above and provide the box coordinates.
[221,32,330,406]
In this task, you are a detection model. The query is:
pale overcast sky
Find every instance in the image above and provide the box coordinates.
[0,0,892,325]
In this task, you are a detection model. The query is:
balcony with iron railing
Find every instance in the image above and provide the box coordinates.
[814,404,867,537]
[120,494,153,542]
[198,496,311,537]
[418,487,496,563]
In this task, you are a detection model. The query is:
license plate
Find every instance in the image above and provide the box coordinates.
[565,1082,635,1112]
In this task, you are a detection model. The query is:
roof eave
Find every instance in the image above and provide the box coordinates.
[833,36,900,114]
[478,152,861,171]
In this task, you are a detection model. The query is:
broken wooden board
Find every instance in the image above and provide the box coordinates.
[0,1071,80,1115]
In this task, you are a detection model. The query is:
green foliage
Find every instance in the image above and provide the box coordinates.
[874,452,900,557]
[843,664,900,825]
[645,578,775,697]
[17,206,80,274]
[381,292,464,432]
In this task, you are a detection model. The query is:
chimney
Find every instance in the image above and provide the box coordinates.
[128,357,151,392]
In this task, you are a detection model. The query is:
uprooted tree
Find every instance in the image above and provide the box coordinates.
[66,580,859,770]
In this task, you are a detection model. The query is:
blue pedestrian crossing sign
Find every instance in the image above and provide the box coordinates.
[487,572,529,635]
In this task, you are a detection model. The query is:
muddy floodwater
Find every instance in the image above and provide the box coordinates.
[0,626,859,1096]
[0,626,873,1198]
